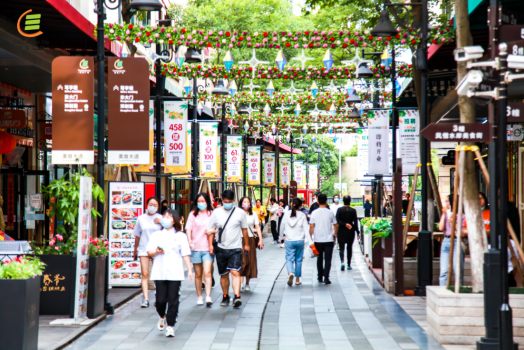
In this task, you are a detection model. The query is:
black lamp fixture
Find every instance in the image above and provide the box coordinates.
[238,104,249,115]
[349,106,361,118]
[300,140,308,149]
[325,151,333,159]
[129,0,163,11]
[346,89,362,104]
[185,47,202,63]
[357,63,374,78]
[315,145,322,154]
[371,10,398,37]
[211,80,229,95]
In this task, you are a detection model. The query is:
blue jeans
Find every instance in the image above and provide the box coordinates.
[439,237,464,286]
[285,240,305,278]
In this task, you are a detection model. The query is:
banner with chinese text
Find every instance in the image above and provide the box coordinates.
[263,152,275,186]
[280,158,290,187]
[295,161,304,189]
[368,110,390,175]
[309,164,318,190]
[356,129,369,180]
[164,101,189,172]
[248,146,261,185]
[226,135,242,183]
[399,109,420,174]
[199,122,219,178]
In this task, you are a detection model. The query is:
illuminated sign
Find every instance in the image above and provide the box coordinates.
[17,9,43,37]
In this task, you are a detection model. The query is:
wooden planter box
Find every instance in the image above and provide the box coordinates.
[0,276,41,350]
[427,286,524,345]
[370,230,383,269]
[382,237,393,258]
[38,255,76,316]
[87,255,107,319]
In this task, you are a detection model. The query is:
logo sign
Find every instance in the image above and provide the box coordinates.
[0,110,27,129]
[108,58,150,164]
[52,57,94,164]
[17,9,43,37]
[420,123,492,142]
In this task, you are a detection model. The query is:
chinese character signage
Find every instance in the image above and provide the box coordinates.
[309,164,318,190]
[199,122,219,178]
[280,158,290,187]
[295,161,304,189]
[108,58,150,165]
[357,129,369,180]
[227,135,242,182]
[109,182,145,287]
[164,101,188,169]
[248,146,261,185]
[368,110,390,175]
[74,176,92,321]
[507,103,524,122]
[399,109,420,174]
[420,123,492,142]
[52,57,94,164]
[264,152,275,186]
[134,101,155,172]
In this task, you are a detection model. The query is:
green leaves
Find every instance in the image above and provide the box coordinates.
[0,256,45,280]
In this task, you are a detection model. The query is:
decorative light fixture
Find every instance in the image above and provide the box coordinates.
[238,104,248,115]
[129,0,163,12]
[267,81,275,96]
[295,103,301,117]
[185,47,201,63]
[264,103,271,116]
[300,140,308,149]
[230,103,237,116]
[271,123,277,136]
[275,50,288,72]
[197,101,203,115]
[223,50,234,72]
[229,80,237,97]
[325,151,333,159]
[174,47,185,68]
[329,104,336,117]
[244,121,249,132]
[316,145,322,153]
[346,89,362,104]
[211,79,229,95]
[328,124,333,134]
[302,125,308,134]
[310,82,319,98]
[312,134,317,143]
[381,48,392,68]
[183,79,192,95]
[370,9,398,37]
[349,106,361,118]
[286,132,291,143]
[265,132,270,141]
[323,49,334,72]
[357,63,374,78]
[333,135,338,143]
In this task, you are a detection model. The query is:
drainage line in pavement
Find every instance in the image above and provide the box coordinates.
[257,262,286,350]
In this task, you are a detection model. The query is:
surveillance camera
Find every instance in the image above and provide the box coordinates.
[455,70,484,96]
[508,55,524,70]
[454,46,484,62]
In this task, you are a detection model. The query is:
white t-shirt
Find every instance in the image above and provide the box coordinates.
[132,213,162,256]
[310,208,337,243]
[330,203,342,216]
[245,212,260,238]
[207,207,248,249]
[146,229,191,281]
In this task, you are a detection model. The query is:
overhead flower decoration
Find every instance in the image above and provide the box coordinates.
[200,90,355,106]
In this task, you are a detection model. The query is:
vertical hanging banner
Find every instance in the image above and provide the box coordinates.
[169,122,192,176]
[399,109,420,174]
[263,152,275,186]
[226,135,243,182]
[368,110,390,175]
[199,122,219,178]
[248,146,261,185]
[280,158,290,187]
[108,57,150,164]
[134,101,154,172]
[309,164,318,190]
[357,129,369,180]
[295,162,305,189]
[52,57,94,164]
[74,176,92,322]
[164,101,189,171]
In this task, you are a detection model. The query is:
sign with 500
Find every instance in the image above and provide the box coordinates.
[164,101,188,168]
[248,146,261,185]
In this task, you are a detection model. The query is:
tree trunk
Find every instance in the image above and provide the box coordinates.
[455,0,487,292]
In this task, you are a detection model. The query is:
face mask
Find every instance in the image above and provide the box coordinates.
[197,203,207,211]
[223,203,233,210]
[147,206,158,214]
[313,198,317,202]
[161,218,173,229]
[334,198,339,203]
[242,203,251,210]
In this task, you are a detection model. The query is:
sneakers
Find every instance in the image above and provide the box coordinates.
[348,266,353,270]
[165,326,175,337]
[245,285,251,292]
[220,294,230,306]
[280,243,285,248]
[341,263,345,271]
[270,240,277,244]
[197,296,204,305]
[233,295,242,308]
[157,316,166,331]
[141,299,150,308]
[318,277,323,283]
[295,279,302,285]
[324,278,332,285]
[206,296,213,306]
[287,273,294,287]
[241,284,245,293]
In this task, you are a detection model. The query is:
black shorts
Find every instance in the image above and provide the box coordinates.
[215,247,243,275]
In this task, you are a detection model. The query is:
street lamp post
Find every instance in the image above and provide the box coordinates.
[300,140,310,193]
[211,80,230,193]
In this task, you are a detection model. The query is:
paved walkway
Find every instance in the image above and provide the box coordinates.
[63,237,444,350]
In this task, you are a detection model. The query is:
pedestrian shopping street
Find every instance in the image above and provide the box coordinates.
[63,237,442,350]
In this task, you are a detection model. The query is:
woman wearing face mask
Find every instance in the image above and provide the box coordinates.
[147,209,193,338]
[239,197,264,292]
[186,193,214,306]
[133,197,162,308]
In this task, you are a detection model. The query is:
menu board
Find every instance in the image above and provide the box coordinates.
[263,152,275,186]
[226,135,242,183]
[248,146,261,185]
[73,176,92,322]
[108,182,145,287]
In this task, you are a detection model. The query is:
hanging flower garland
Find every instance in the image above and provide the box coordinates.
[227,112,360,125]
[237,121,358,135]
[199,90,354,106]
[104,23,454,50]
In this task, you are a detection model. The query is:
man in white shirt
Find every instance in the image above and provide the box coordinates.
[310,193,338,284]
[330,194,342,216]
[207,190,249,308]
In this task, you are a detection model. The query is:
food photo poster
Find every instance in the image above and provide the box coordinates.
[108,182,145,286]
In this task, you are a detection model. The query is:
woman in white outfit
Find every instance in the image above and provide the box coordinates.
[280,198,310,286]
[133,197,162,308]
[147,209,193,338]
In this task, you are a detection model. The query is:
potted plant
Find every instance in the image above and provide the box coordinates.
[32,169,105,316]
[361,218,392,269]
[0,256,45,350]
[87,237,109,319]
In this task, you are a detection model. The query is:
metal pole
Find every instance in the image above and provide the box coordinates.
[191,78,198,200]
[291,140,294,181]
[338,142,342,196]
[391,44,397,174]
[221,104,226,188]
[276,136,280,200]
[155,44,163,200]
[260,147,263,202]
[243,134,247,197]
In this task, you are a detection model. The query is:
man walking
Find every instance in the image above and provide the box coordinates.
[267,197,280,244]
[330,194,342,217]
[207,190,250,308]
[309,193,338,284]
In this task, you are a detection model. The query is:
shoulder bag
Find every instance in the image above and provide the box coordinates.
[213,208,236,250]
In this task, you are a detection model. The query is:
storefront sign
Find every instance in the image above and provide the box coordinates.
[247,146,261,185]
[74,176,92,322]
[52,57,94,164]
[280,158,290,187]
[295,161,304,189]
[263,152,275,186]
[399,109,420,174]
[421,123,492,142]
[164,101,189,170]
[309,164,318,190]
[226,135,242,182]
[30,194,42,212]
[507,102,524,122]
[109,182,145,287]
[108,58,150,164]
[199,122,219,178]
[44,125,52,140]
[368,110,390,175]
[0,110,27,128]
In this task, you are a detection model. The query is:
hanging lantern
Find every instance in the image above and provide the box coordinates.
[223,50,234,72]
[323,49,334,72]
[328,124,333,134]
[230,103,236,116]
[333,135,338,143]
[244,121,250,132]
[295,103,301,117]
[286,132,291,143]
[264,103,271,116]
[197,101,204,116]
[302,125,308,134]
[329,104,336,117]
[0,131,16,154]
[345,81,353,96]
[275,50,288,72]
[266,81,275,96]
[310,82,318,98]
[271,123,277,135]
[184,79,192,95]
[312,134,317,143]
[265,132,270,141]
[229,80,237,97]
[174,46,186,68]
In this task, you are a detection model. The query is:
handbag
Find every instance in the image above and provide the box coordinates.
[213,208,236,251]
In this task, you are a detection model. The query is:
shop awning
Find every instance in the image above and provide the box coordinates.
[263,137,302,155]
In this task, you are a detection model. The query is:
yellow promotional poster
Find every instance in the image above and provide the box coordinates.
[170,123,192,178]
[248,146,261,185]
[280,158,290,187]
[263,152,275,186]
[226,135,242,183]
[199,122,220,179]
[309,164,318,189]
[164,101,190,174]
[295,162,305,189]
